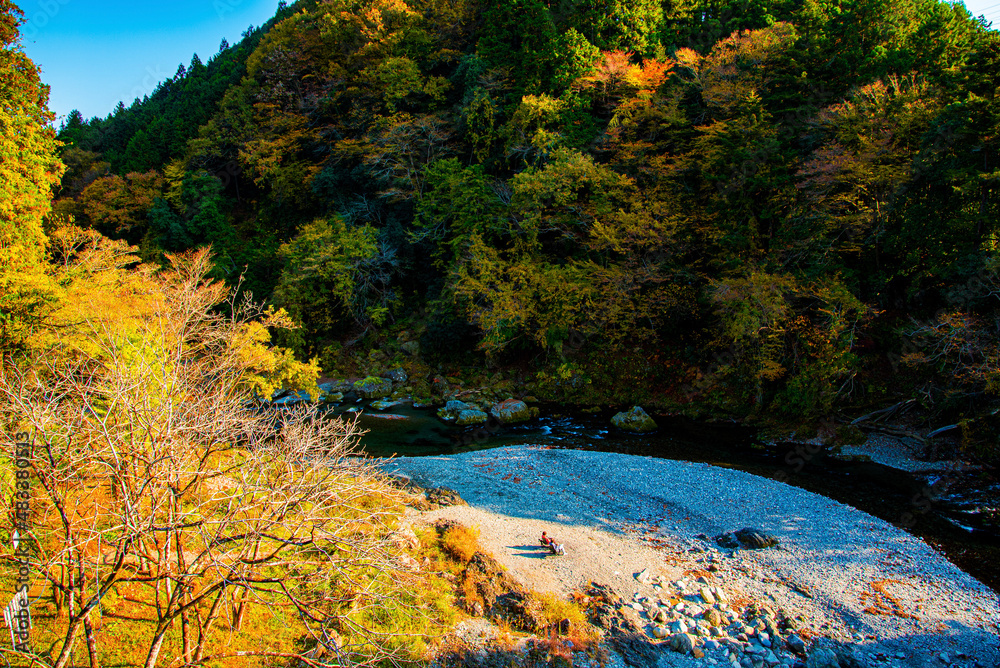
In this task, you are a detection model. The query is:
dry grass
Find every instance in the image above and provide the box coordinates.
[442,525,482,564]
[860,579,918,619]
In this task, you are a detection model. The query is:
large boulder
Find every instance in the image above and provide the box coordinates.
[612,406,658,433]
[438,400,486,424]
[668,633,695,654]
[490,398,534,424]
[805,647,841,668]
[353,376,394,399]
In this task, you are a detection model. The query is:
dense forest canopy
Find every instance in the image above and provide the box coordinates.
[25,0,1000,449]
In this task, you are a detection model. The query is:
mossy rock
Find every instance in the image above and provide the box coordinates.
[456,409,488,426]
[611,406,658,433]
[320,391,344,404]
[353,376,394,399]
[438,400,473,421]
[491,399,533,424]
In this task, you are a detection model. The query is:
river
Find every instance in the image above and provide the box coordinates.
[330,400,1000,593]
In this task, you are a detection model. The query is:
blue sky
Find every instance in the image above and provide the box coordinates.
[968,0,1000,22]
[18,0,281,123]
[15,0,1000,124]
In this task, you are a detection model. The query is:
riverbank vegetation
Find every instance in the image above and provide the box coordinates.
[5,1,1000,449]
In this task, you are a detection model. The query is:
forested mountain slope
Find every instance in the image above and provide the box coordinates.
[49,0,1000,450]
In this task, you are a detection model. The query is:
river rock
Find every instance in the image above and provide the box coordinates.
[271,389,312,405]
[652,625,669,639]
[669,633,695,654]
[786,635,806,655]
[353,377,394,399]
[491,398,534,424]
[715,527,780,550]
[736,527,779,549]
[426,487,466,507]
[704,609,724,627]
[611,406,658,433]
[321,391,344,404]
[805,647,840,668]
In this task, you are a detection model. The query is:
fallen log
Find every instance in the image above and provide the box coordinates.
[926,424,960,439]
[850,399,917,425]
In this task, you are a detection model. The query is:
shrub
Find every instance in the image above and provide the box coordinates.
[442,525,481,563]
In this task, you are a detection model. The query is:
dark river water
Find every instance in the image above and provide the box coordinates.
[331,400,1000,593]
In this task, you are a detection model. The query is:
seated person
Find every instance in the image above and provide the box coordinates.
[540,531,564,554]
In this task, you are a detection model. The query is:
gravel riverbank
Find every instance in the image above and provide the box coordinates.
[384,446,1000,668]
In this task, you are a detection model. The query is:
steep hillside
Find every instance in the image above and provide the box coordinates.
[50,0,1000,450]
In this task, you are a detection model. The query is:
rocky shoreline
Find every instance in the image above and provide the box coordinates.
[385,447,1000,668]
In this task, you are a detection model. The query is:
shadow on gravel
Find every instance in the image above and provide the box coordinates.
[509,545,554,559]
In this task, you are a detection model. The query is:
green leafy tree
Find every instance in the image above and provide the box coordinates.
[477,0,558,96]
[566,0,663,54]
[272,217,396,354]
[412,158,509,266]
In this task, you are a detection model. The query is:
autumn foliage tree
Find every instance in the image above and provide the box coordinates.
[0,1,64,349]
[0,246,419,668]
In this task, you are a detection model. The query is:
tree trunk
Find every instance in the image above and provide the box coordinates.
[85,616,100,668]
[144,625,169,668]
[193,586,226,664]
[181,599,192,664]
[52,615,84,668]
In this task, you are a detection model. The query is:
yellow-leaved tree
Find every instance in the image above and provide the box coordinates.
[0,1,64,349]
[0,240,421,668]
